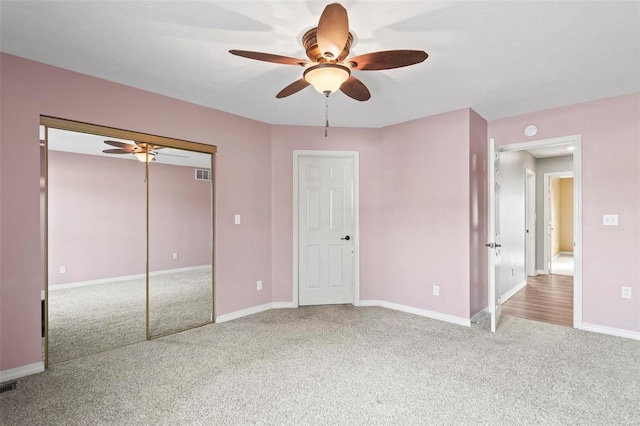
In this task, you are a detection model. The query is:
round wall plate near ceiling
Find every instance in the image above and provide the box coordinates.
[524,125,538,137]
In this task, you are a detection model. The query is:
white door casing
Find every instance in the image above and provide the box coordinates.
[488,138,502,332]
[294,151,358,306]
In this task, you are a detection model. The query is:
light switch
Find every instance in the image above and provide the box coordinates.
[234,214,241,225]
[603,214,618,226]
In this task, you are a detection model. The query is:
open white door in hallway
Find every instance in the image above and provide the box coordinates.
[487,138,502,332]
[297,155,355,306]
[525,169,536,277]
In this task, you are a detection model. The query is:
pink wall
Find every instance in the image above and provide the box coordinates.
[489,93,640,332]
[2,51,637,375]
[48,151,211,285]
[270,125,383,303]
[377,110,472,319]
[271,111,483,322]
[469,110,488,317]
[0,53,272,370]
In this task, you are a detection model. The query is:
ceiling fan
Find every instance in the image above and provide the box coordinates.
[229,3,428,101]
[102,140,186,163]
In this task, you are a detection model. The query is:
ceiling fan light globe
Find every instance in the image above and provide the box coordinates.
[303,64,350,94]
[134,151,156,162]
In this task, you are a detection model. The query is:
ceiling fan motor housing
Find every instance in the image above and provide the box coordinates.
[302,27,353,63]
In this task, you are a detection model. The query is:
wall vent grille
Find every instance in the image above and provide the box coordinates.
[0,381,17,394]
[195,169,211,181]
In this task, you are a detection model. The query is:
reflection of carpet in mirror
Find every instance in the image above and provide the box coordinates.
[48,267,212,365]
[149,269,213,337]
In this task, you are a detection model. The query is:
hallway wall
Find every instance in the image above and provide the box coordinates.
[498,150,536,298]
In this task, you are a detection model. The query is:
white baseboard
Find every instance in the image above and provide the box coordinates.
[215,301,296,323]
[500,280,527,304]
[49,265,211,291]
[271,302,296,309]
[471,307,489,323]
[552,252,573,260]
[0,361,44,382]
[582,323,640,341]
[359,300,471,327]
[215,303,272,323]
[536,269,546,275]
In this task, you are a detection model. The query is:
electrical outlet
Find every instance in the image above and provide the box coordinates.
[603,214,619,226]
[257,280,263,291]
[59,266,66,274]
[622,287,632,299]
[433,285,440,296]
[172,253,178,259]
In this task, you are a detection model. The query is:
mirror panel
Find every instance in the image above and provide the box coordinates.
[46,128,147,364]
[148,146,213,337]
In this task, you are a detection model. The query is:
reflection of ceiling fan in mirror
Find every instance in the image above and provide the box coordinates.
[102,140,187,163]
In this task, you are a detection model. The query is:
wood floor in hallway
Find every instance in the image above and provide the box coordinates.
[502,274,573,327]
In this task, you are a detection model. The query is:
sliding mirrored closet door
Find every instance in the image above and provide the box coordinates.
[44,127,147,365]
[147,146,214,338]
[42,116,216,368]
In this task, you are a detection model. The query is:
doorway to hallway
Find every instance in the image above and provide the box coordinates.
[488,134,581,331]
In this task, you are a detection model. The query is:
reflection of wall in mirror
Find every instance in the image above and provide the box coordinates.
[551,177,561,257]
[47,150,211,285]
[559,178,574,253]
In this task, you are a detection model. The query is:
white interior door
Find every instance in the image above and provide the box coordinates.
[487,138,502,332]
[525,170,536,276]
[298,156,354,306]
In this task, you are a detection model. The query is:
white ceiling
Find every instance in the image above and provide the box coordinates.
[526,143,574,159]
[2,1,639,128]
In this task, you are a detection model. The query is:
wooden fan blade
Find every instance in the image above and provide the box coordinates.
[229,50,307,66]
[317,3,349,60]
[276,78,311,98]
[349,50,428,71]
[340,75,371,101]
[104,140,135,151]
[103,149,133,154]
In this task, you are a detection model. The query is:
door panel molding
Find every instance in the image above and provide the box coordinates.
[293,150,360,307]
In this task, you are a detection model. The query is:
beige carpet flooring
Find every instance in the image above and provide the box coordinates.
[3,305,639,425]
[47,268,212,365]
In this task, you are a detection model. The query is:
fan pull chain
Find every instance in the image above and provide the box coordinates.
[324,91,330,137]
